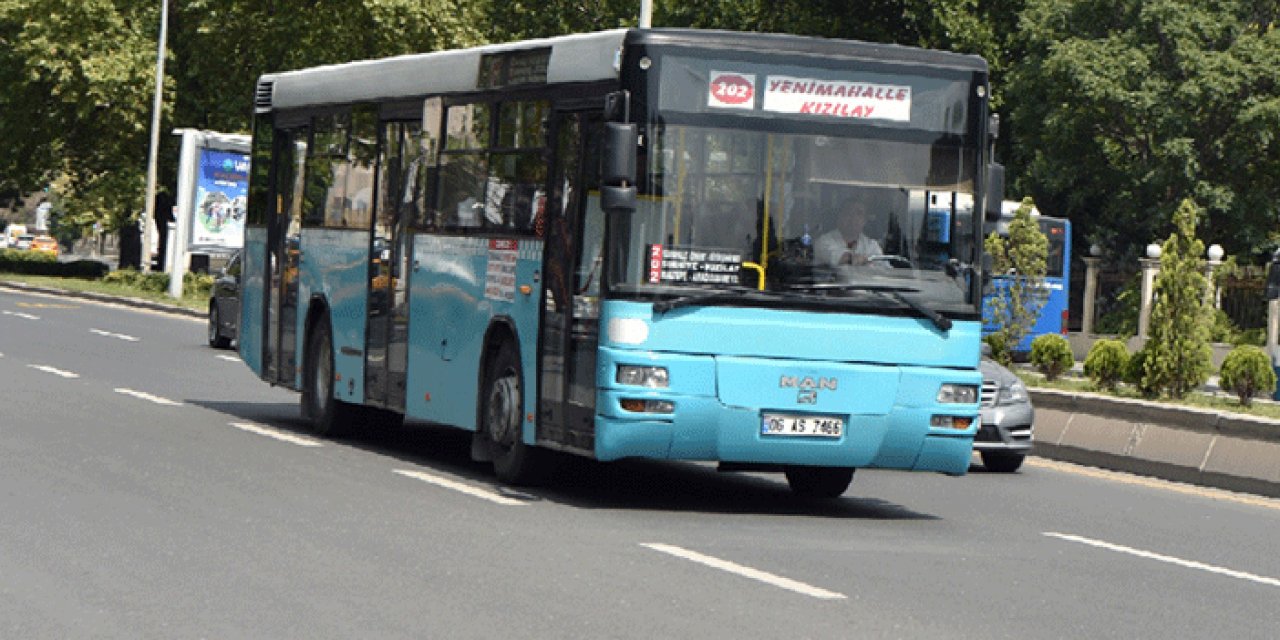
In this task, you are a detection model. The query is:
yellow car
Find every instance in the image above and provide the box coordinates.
[30,235,59,257]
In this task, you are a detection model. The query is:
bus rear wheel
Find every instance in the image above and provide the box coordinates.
[303,317,359,437]
[482,346,555,485]
[784,466,854,499]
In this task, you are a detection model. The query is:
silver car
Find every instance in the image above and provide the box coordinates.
[976,349,1034,472]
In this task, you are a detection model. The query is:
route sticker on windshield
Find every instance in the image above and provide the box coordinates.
[763,75,911,122]
[708,71,756,110]
[646,244,742,285]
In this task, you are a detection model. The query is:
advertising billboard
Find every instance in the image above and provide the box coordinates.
[190,148,250,250]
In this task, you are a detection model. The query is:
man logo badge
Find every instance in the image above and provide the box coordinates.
[780,375,837,404]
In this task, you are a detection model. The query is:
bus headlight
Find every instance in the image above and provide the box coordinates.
[937,383,978,404]
[616,365,669,388]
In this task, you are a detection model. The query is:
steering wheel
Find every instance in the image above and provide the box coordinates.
[869,254,914,269]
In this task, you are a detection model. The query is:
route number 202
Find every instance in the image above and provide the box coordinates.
[709,73,755,108]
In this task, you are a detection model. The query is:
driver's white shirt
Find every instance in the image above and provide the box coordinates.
[814,229,883,268]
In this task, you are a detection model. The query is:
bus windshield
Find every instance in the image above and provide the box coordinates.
[607,52,984,316]
[611,123,981,314]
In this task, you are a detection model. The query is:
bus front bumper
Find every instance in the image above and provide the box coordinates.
[594,391,976,476]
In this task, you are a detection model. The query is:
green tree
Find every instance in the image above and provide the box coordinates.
[0,0,160,236]
[983,197,1048,364]
[1141,199,1213,398]
[1008,0,1280,262]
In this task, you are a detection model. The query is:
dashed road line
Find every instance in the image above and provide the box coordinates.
[392,469,527,506]
[27,364,79,379]
[215,354,239,362]
[229,422,322,447]
[1045,532,1280,588]
[641,543,847,600]
[113,388,182,406]
[2,310,39,320]
[1028,458,1280,511]
[90,328,139,342]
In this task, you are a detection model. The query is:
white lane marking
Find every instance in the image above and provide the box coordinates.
[113,388,183,406]
[392,469,527,506]
[3,310,39,320]
[229,422,322,447]
[27,364,80,379]
[215,354,239,362]
[1028,458,1280,512]
[90,328,139,342]
[640,543,847,600]
[1044,532,1280,588]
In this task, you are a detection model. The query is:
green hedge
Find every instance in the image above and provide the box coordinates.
[0,249,109,278]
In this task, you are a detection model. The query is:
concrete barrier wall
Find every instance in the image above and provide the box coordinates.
[1031,388,1280,497]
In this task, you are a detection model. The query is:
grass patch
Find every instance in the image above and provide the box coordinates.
[0,273,208,311]
[1018,370,1280,420]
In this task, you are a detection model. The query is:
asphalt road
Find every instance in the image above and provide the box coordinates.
[2,287,1279,639]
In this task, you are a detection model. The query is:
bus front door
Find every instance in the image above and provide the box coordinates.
[267,126,307,388]
[538,110,603,453]
[364,120,420,412]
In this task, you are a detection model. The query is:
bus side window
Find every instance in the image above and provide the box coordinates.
[437,103,491,230]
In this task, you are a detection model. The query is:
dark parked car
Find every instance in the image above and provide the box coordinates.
[207,252,241,349]
[975,346,1034,472]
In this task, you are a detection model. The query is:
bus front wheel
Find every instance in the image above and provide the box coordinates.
[482,346,555,485]
[784,466,854,499]
[303,317,358,437]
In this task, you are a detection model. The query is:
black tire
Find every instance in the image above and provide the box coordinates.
[208,303,231,349]
[481,345,556,485]
[784,466,855,499]
[302,317,359,437]
[981,452,1025,473]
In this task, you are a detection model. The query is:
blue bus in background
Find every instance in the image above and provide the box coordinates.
[239,29,1002,498]
[983,201,1071,354]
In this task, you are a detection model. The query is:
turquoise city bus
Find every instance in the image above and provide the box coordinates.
[240,29,1003,497]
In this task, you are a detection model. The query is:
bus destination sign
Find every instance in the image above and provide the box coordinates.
[706,71,912,122]
[647,245,742,285]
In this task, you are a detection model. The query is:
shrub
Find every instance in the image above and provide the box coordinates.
[104,268,169,293]
[1218,345,1276,407]
[1141,199,1213,398]
[984,333,1012,367]
[0,250,108,278]
[1083,339,1130,391]
[1124,347,1159,398]
[1030,334,1074,381]
[184,271,214,298]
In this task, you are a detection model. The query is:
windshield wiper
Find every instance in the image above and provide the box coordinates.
[652,286,764,314]
[785,283,952,332]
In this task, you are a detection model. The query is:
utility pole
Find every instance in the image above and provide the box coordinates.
[640,0,652,28]
[141,0,169,273]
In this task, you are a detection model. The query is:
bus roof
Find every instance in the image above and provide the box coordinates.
[257,28,988,113]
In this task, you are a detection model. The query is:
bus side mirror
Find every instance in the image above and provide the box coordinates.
[984,163,1005,222]
[601,122,638,214]
[602,123,637,185]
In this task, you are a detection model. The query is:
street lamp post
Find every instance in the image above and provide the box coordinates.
[141,0,169,273]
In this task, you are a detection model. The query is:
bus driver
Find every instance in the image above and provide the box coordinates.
[814,198,883,268]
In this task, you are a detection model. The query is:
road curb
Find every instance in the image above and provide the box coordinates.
[1031,387,1280,498]
[0,281,203,319]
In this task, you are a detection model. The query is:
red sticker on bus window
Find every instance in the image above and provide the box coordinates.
[708,72,756,110]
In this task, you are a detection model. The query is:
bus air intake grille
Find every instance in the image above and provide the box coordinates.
[254,81,275,112]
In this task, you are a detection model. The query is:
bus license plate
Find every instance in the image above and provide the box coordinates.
[761,413,844,438]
